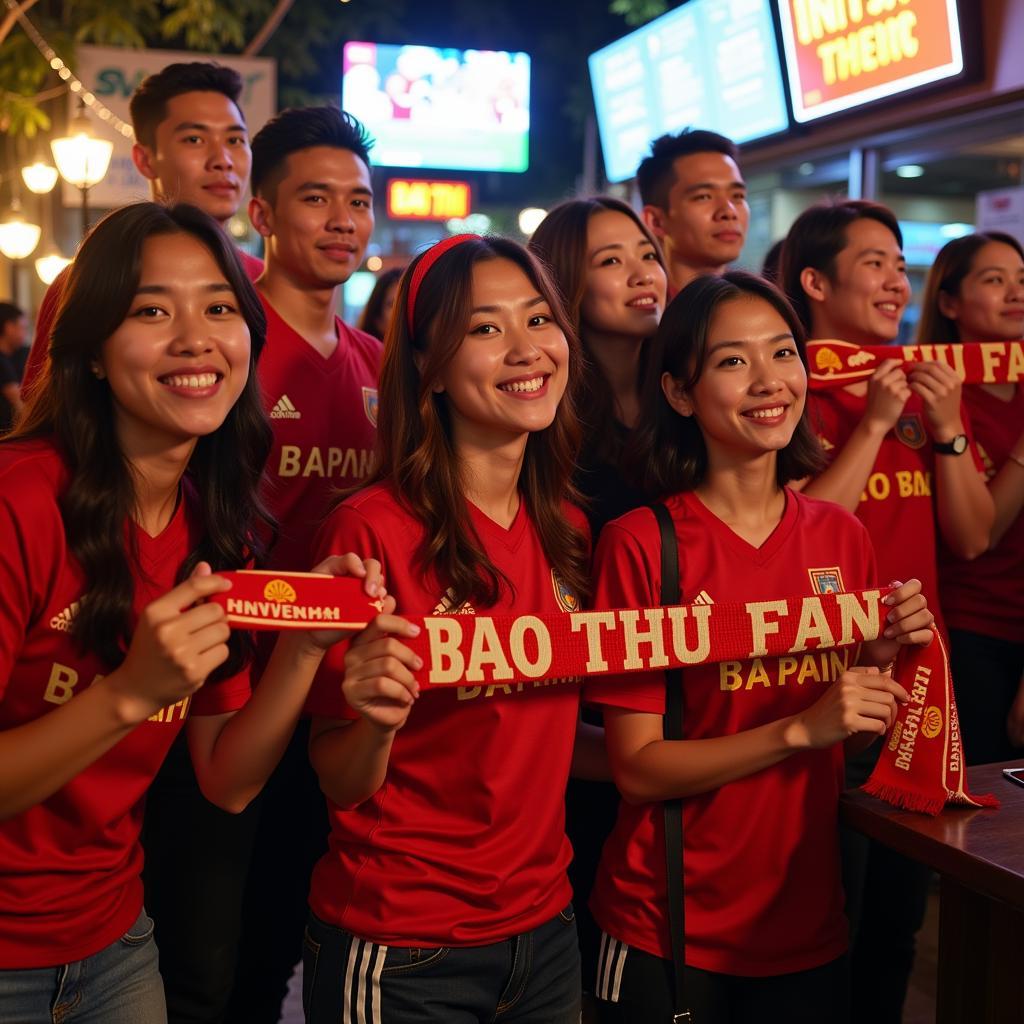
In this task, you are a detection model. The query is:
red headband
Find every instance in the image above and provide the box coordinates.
[405,233,481,334]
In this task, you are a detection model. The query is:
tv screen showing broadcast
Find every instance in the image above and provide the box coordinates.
[589,0,789,183]
[342,41,530,173]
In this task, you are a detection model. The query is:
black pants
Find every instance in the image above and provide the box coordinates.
[594,937,849,1024]
[303,906,581,1023]
[840,743,930,1024]
[949,628,1024,766]
[565,777,619,994]
[141,732,262,1024]
[142,720,328,1024]
[226,718,330,1023]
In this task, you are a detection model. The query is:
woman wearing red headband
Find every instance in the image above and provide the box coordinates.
[303,235,593,1022]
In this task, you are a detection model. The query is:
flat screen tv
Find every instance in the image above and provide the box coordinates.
[342,41,530,173]
[589,0,790,183]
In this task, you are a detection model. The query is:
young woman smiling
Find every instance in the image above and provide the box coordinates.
[587,273,934,1024]
[530,196,668,533]
[918,232,1024,764]
[302,235,592,1023]
[0,202,376,1023]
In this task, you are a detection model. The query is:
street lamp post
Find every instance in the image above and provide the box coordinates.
[51,102,113,237]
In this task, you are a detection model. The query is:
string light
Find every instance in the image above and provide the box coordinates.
[2,0,135,139]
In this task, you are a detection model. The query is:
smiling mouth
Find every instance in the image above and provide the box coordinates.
[743,405,787,420]
[160,372,221,389]
[627,296,658,308]
[498,375,548,394]
[875,302,902,314]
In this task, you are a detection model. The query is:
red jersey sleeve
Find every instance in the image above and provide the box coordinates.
[0,492,39,702]
[190,667,252,716]
[304,500,385,719]
[584,513,667,715]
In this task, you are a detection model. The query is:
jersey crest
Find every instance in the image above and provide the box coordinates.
[362,386,379,427]
[808,567,844,594]
[894,413,926,449]
[551,571,579,613]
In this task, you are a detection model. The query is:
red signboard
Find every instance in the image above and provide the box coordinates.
[777,0,964,123]
[387,179,472,220]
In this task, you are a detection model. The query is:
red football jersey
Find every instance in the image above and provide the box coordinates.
[807,388,983,639]
[21,249,263,400]
[587,489,876,977]
[0,440,251,968]
[306,484,585,946]
[939,384,1024,642]
[257,297,381,573]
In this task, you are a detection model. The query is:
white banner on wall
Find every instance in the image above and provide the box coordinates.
[975,187,1024,247]
[65,45,276,210]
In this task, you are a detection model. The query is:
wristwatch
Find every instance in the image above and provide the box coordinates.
[934,434,969,456]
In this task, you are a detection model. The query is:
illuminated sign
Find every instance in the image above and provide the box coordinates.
[387,179,472,220]
[589,0,788,183]
[777,0,964,123]
[344,43,530,173]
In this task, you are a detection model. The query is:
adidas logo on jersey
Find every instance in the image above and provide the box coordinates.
[49,602,79,632]
[692,590,715,606]
[270,394,301,419]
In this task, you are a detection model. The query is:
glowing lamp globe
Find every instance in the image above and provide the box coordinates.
[21,161,59,195]
[0,202,42,260]
[35,252,72,285]
[51,109,113,189]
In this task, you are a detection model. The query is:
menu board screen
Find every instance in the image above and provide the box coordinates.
[589,0,789,183]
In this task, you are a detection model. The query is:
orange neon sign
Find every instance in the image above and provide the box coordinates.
[777,0,963,123]
[387,179,472,220]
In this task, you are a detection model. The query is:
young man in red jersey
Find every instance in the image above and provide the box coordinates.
[636,129,749,297]
[219,105,382,1024]
[780,199,993,1024]
[21,62,262,396]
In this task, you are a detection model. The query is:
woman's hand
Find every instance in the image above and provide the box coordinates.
[106,562,232,724]
[342,614,423,733]
[785,666,909,750]
[907,361,964,441]
[863,578,935,668]
[300,553,394,652]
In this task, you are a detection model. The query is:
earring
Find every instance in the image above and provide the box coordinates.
[91,363,105,380]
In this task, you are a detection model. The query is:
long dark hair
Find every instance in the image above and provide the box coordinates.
[630,271,825,498]
[529,196,666,465]
[356,235,588,609]
[357,266,402,339]
[10,202,274,673]
[916,231,1024,344]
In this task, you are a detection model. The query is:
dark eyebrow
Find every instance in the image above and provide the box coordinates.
[856,248,905,261]
[470,296,546,314]
[173,121,247,134]
[707,333,794,356]
[296,182,374,197]
[974,265,1017,274]
[684,180,746,194]
[135,282,234,295]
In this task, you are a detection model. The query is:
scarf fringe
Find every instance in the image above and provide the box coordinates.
[861,778,946,816]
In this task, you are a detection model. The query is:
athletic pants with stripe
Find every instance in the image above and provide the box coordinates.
[593,931,850,1024]
[302,905,581,1023]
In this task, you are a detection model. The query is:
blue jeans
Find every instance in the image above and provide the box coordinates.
[303,904,581,1023]
[0,909,167,1024]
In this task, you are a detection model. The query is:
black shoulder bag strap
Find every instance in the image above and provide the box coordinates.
[649,502,692,1023]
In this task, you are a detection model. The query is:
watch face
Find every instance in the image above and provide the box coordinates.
[953,434,968,454]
